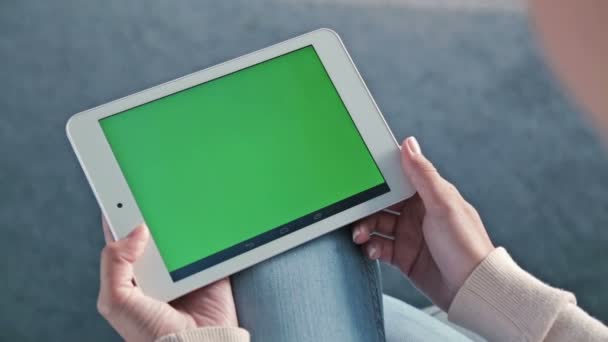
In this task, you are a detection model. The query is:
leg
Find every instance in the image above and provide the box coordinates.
[232,227,385,342]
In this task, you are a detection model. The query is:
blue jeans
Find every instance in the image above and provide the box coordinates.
[232,227,473,342]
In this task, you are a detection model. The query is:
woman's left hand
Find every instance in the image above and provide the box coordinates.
[351,137,494,310]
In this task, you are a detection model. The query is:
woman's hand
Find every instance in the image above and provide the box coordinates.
[352,137,494,310]
[98,218,238,342]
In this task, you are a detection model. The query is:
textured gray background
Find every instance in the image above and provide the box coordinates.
[1,1,607,340]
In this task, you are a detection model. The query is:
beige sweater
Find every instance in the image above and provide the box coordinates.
[157,248,608,342]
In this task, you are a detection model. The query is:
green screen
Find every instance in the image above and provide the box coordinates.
[100,46,386,277]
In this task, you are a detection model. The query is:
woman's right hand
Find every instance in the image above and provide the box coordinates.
[352,137,495,310]
[98,219,238,342]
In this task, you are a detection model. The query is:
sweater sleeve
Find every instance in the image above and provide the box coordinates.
[156,327,250,342]
[447,247,608,341]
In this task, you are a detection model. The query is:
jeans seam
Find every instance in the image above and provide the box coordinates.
[364,258,386,342]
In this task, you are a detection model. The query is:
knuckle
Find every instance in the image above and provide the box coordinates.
[97,295,112,317]
[418,160,438,174]
[100,246,109,260]
[464,201,476,213]
[465,202,482,219]
[432,199,458,218]
[429,190,462,218]
[102,243,118,258]
[445,182,460,196]
[433,197,478,221]
[98,288,130,318]
[102,243,127,263]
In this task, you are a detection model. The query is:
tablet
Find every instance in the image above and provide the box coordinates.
[67,28,414,302]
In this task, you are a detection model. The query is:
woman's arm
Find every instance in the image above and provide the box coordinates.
[449,247,608,341]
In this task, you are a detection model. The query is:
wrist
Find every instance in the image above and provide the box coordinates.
[459,242,495,288]
[156,327,250,342]
[196,314,239,328]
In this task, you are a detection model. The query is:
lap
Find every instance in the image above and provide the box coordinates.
[384,295,474,342]
[231,227,385,342]
[232,226,474,342]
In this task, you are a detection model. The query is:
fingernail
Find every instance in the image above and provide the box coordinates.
[127,224,148,240]
[368,246,379,260]
[406,137,421,155]
[352,229,360,243]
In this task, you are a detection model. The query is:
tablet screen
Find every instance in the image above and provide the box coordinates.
[100,46,389,281]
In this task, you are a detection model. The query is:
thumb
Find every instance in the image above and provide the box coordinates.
[400,137,459,214]
[98,224,149,316]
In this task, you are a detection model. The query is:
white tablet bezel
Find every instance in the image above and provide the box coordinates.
[67,28,414,302]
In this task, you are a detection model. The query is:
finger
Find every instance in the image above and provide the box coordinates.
[352,212,398,244]
[373,212,399,236]
[352,215,376,244]
[392,203,426,266]
[362,235,394,263]
[99,224,149,313]
[400,137,460,215]
[385,201,406,214]
[101,215,114,244]
[172,277,238,327]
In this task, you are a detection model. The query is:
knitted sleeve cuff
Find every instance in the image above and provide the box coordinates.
[448,247,575,341]
[156,327,250,342]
